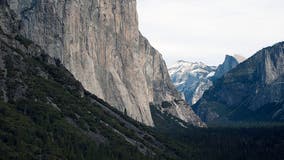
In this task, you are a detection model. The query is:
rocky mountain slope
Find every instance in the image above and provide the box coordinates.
[213,54,245,79]
[3,0,203,126]
[168,55,244,106]
[0,9,190,158]
[169,61,216,105]
[193,43,284,123]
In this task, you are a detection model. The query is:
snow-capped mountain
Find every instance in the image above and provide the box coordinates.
[169,55,246,106]
[169,60,217,105]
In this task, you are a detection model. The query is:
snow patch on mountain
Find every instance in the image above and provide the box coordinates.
[169,55,246,106]
[169,61,217,105]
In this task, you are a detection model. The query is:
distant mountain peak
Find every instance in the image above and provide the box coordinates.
[175,60,205,66]
[232,54,246,63]
[169,54,247,106]
[177,60,189,63]
[213,54,243,79]
[224,54,246,63]
[169,61,216,105]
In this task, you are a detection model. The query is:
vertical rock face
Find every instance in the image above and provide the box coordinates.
[3,0,203,126]
[213,54,245,79]
[169,61,216,105]
[193,43,284,122]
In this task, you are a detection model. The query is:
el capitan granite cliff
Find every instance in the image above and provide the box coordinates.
[3,0,204,126]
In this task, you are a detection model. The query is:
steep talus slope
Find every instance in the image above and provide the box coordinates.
[193,43,284,123]
[4,0,203,126]
[169,61,216,105]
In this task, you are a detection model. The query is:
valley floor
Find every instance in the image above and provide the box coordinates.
[152,125,284,160]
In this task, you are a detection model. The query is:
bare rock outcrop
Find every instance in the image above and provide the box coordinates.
[213,54,245,79]
[2,0,204,126]
[193,43,284,122]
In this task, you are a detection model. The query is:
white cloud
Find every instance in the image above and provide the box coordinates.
[137,0,284,66]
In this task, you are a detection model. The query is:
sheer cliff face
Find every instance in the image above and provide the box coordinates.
[4,0,203,126]
[213,55,245,79]
[193,43,284,122]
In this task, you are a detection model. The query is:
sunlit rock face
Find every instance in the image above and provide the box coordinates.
[4,0,204,126]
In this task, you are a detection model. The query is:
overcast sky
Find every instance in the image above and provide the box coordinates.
[137,0,284,66]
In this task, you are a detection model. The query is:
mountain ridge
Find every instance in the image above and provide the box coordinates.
[169,60,216,105]
[168,54,245,106]
[193,42,284,123]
